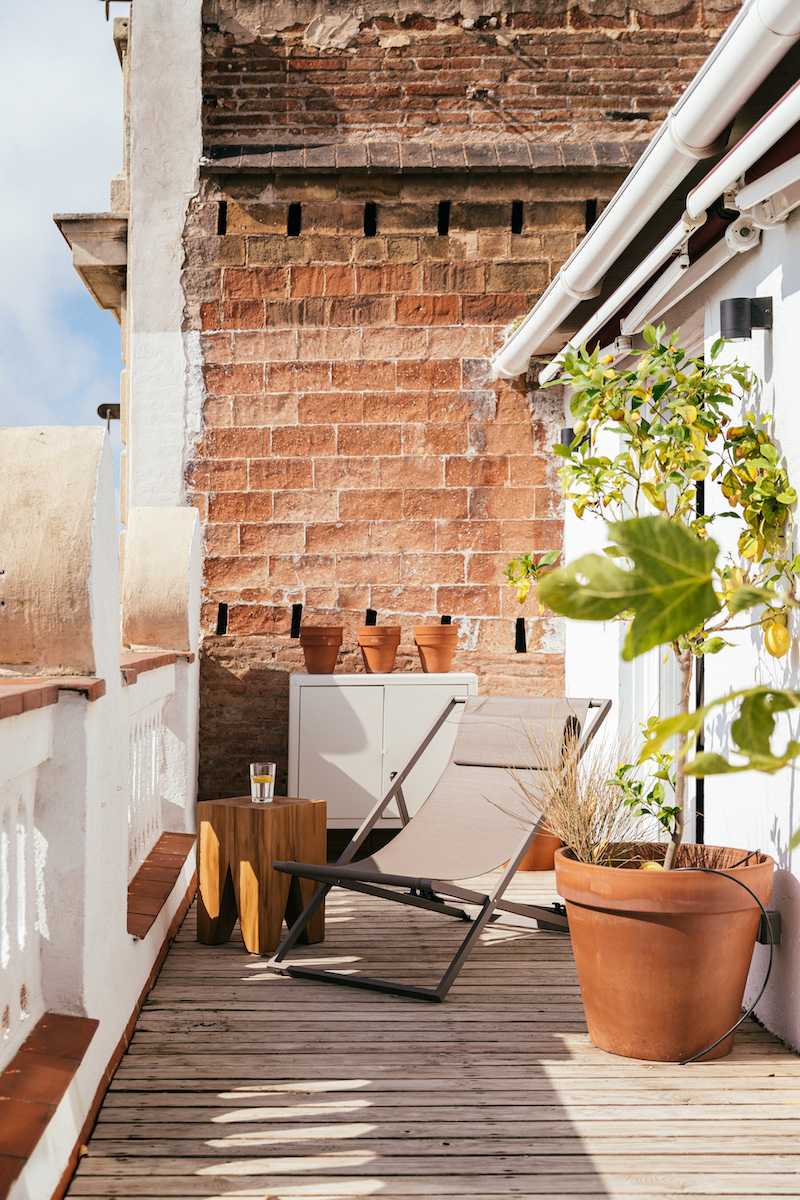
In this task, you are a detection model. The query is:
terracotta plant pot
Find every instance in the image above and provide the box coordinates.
[518,829,562,871]
[555,844,774,1062]
[414,624,458,673]
[357,625,401,674]
[299,626,343,674]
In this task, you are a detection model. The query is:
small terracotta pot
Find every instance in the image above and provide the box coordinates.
[517,829,562,871]
[555,844,774,1062]
[299,626,343,674]
[414,624,458,673]
[357,625,401,673]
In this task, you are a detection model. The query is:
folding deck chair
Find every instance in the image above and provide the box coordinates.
[269,694,611,1001]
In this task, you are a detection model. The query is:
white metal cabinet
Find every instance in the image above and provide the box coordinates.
[288,673,478,827]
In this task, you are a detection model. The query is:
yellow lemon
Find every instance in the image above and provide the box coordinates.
[765,621,791,658]
[641,861,665,872]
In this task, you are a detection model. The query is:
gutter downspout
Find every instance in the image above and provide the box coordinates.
[491,0,800,380]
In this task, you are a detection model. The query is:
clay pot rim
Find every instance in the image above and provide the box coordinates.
[357,625,401,639]
[555,843,774,915]
[300,626,343,639]
[414,625,458,639]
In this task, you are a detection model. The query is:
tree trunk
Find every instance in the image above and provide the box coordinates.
[663,648,693,871]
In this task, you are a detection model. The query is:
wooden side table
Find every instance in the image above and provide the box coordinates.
[197,796,326,955]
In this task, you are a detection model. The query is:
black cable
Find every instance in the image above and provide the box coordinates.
[676,862,774,1066]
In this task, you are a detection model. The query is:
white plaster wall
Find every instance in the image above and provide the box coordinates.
[657,207,800,1048]
[127,0,203,507]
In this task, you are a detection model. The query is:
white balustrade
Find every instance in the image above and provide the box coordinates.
[127,666,177,880]
[0,709,53,1068]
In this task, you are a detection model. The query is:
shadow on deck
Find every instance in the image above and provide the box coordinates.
[68,873,800,1199]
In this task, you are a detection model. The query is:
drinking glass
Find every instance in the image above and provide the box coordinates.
[250,762,276,803]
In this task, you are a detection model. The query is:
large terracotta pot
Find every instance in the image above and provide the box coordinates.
[555,844,774,1062]
[357,625,401,673]
[518,829,561,871]
[299,626,343,674]
[414,624,458,673]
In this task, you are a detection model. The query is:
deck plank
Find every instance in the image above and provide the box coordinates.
[67,872,800,1199]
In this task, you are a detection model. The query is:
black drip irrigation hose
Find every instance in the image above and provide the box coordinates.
[675,859,774,1066]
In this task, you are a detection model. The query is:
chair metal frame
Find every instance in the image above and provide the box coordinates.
[268,696,611,1002]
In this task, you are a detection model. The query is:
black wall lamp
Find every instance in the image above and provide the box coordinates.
[719,296,773,342]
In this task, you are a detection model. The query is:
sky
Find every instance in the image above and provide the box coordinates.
[0,0,127,431]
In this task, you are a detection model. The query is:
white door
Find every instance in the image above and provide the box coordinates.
[382,684,469,817]
[297,685,385,823]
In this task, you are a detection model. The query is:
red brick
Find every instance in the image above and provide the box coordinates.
[232,394,298,425]
[231,331,297,362]
[368,521,436,551]
[224,267,288,300]
[356,265,422,294]
[204,363,264,397]
[470,488,538,520]
[331,361,396,390]
[227,605,290,635]
[397,360,461,389]
[219,300,266,329]
[248,459,313,489]
[437,585,501,617]
[268,362,331,391]
[313,457,380,489]
[462,293,529,323]
[205,556,268,588]
[466,553,512,584]
[202,397,233,426]
[205,524,240,555]
[338,424,401,455]
[402,553,464,584]
[306,523,375,552]
[290,266,325,297]
[372,585,435,613]
[269,555,336,586]
[240,523,305,553]
[202,428,270,459]
[208,492,274,522]
[186,460,248,491]
[436,520,501,551]
[324,266,357,296]
[396,294,459,325]
[298,392,365,423]
[379,456,443,488]
[337,554,401,584]
[445,456,509,486]
[327,296,394,326]
[362,326,428,360]
[337,585,372,610]
[403,489,467,519]
[473,421,534,454]
[298,328,362,361]
[403,423,467,455]
[272,425,336,456]
[273,489,338,521]
[498,520,563,552]
[509,457,551,485]
[339,490,403,520]
[365,392,429,422]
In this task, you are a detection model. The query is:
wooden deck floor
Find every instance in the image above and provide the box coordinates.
[69,873,800,1199]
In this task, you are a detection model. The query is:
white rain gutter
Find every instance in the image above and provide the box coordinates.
[491,0,800,380]
[685,78,800,219]
[619,220,761,337]
[736,151,800,224]
[537,218,696,384]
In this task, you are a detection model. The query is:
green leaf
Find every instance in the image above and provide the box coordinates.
[684,752,748,776]
[727,585,774,615]
[538,553,634,622]
[731,692,775,758]
[609,518,720,660]
[710,336,725,360]
[538,516,720,660]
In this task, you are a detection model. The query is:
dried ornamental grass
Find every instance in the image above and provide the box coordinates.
[513,732,656,868]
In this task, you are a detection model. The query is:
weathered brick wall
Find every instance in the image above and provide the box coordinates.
[185,170,624,799]
[202,0,737,150]
[187,0,737,803]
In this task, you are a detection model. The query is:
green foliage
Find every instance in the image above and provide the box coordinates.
[613,753,678,838]
[504,549,559,606]
[639,686,800,776]
[539,516,722,660]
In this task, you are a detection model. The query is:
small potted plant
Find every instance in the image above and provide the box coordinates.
[299,624,343,674]
[357,623,401,673]
[506,327,796,1060]
[415,621,458,673]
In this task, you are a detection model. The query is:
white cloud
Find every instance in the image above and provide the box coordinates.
[0,0,126,428]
